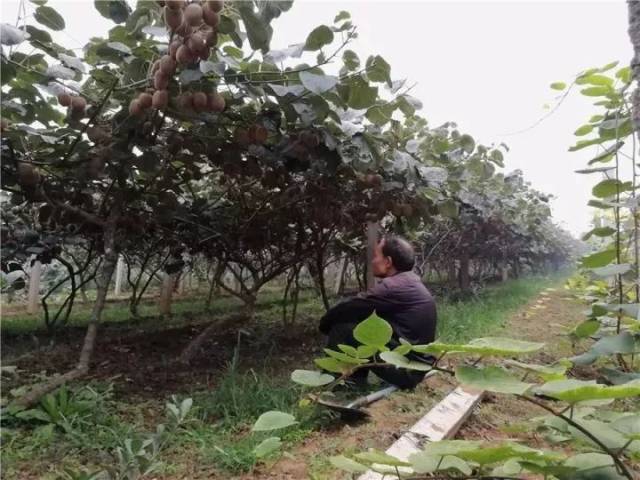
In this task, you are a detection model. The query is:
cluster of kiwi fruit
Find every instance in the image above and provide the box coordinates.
[56,92,87,118]
[129,0,225,116]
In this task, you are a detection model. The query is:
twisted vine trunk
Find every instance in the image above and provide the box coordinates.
[628,1,640,301]
[16,214,119,408]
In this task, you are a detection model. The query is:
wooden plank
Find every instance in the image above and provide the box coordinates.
[27,260,41,315]
[357,386,484,480]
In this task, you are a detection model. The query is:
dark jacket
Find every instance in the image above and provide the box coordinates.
[319,271,437,346]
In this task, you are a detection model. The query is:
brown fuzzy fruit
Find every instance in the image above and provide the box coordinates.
[86,125,109,143]
[138,92,153,109]
[234,127,250,146]
[154,71,170,90]
[17,163,41,187]
[187,33,206,54]
[365,173,383,187]
[141,121,153,135]
[174,21,192,37]
[205,30,218,47]
[159,55,177,75]
[207,91,225,112]
[152,90,169,109]
[192,91,208,112]
[300,131,320,148]
[249,125,268,144]
[165,0,184,10]
[58,93,72,107]
[207,0,224,12]
[129,99,143,116]
[169,40,182,59]
[177,93,193,110]
[202,5,219,27]
[184,3,203,26]
[71,96,87,112]
[176,44,194,64]
[198,46,211,60]
[164,6,183,30]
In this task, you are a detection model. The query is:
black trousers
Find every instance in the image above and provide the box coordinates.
[326,322,429,390]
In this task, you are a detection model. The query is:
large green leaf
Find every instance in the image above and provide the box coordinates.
[323,348,368,364]
[347,76,378,110]
[592,179,628,198]
[591,331,639,355]
[329,455,368,473]
[453,442,563,465]
[589,263,630,278]
[456,366,534,395]
[409,452,471,475]
[252,411,298,431]
[611,414,640,440]
[505,359,569,381]
[299,71,337,94]
[253,436,282,458]
[379,351,433,371]
[305,25,334,51]
[314,357,351,373]
[290,369,334,387]
[550,81,567,90]
[238,3,272,52]
[354,449,411,466]
[581,249,617,268]
[353,313,392,348]
[365,55,391,86]
[537,379,640,403]
[414,337,544,356]
[343,50,360,70]
[93,0,130,24]
[34,5,65,30]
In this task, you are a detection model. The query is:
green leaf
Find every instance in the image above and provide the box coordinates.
[537,379,640,403]
[366,55,391,86]
[347,76,378,110]
[550,81,566,90]
[601,367,640,385]
[34,6,65,30]
[571,320,600,338]
[379,351,433,371]
[356,345,379,358]
[314,357,351,373]
[581,249,617,268]
[454,442,563,465]
[460,134,475,153]
[574,125,593,136]
[354,449,411,466]
[238,3,272,53]
[456,366,534,395]
[305,25,334,51]
[611,415,640,440]
[323,348,368,364]
[343,50,360,71]
[252,411,298,432]
[587,141,625,164]
[414,337,544,356]
[581,226,616,239]
[409,452,471,475]
[591,331,639,355]
[334,11,351,23]
[438,199,459,218]
[577,74,613,86]
[580,86,612,97]
[353,313,392,348]
[290,369,334,387]
[253,436,282,458]
[365,105,391,126]
[592,179,625,198]
[299,71,337,94]
[93,0,130,23]
[589,263,631,278]
[616,66,631,84]
[329,455,368,473]
[504,359,569,381]
[337,344,358,357]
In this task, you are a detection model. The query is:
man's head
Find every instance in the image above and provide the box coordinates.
[371,235,415,278]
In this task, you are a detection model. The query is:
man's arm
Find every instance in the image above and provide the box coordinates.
[318,283,390,334]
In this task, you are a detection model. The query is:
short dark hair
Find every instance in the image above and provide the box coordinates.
[381,235,415,272]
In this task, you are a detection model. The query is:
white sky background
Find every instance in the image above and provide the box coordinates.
[1,1,633,236]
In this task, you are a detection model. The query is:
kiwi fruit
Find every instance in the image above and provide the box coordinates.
[164,6,183,30]
[129,99,143,116]
[207,91,225,112]
[165,0,184,10]
[86,125,109,143]
[176,45,194,64]
[202,6,219,27]
[58,93,72,107]
[71,96,87,112]
[152,90,169,109]
[207,0,224,12]
[177,93,193,110]
[138,92,153,109]
[184,3,203,26]
[187,33,206,54]
[154,71,170,90]
[169,40,182,59]
[192,91,208,112]
[159,55,177,75]
[17,163,40,187]
[249,124,268,144]
[205,30,218,47]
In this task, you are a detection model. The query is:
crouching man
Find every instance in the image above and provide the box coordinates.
[319,235,438,389]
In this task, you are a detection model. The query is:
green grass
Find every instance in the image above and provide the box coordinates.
[437,274,567,343]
